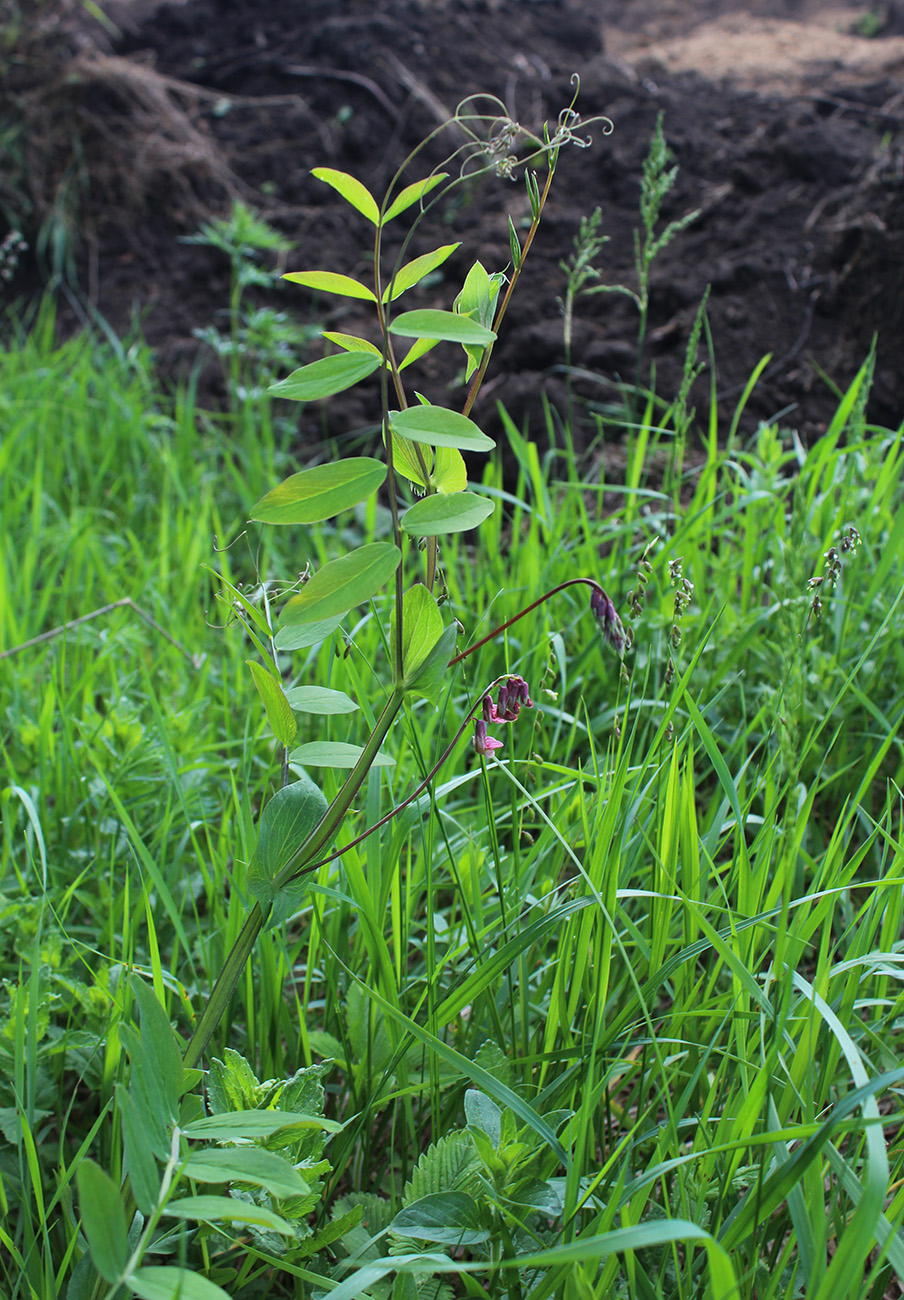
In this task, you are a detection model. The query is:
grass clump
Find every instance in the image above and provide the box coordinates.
[3,110,904,1300]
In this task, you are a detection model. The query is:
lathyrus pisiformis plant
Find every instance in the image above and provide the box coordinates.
[74,84,628,1300]
[190,83,625,1071]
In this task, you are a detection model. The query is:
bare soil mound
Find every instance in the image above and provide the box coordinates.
[8,0,904,442]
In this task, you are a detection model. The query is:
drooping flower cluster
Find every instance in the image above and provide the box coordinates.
[473,675,533,756]
[590,585,626,659]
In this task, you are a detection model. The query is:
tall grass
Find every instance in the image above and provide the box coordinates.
[2,306,904,1298]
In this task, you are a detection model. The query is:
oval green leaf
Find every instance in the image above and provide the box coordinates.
[165,1195,294,1233]
[131,1267,233,1300]
[321,331,382,357]
[184,1109,341,1140]
[390,584,443,683]
[401,491,495,536]
[182,1147,308,1200]
[389,309,496,345]
[281,542,401,626]
[77,1160,130,1283]
[269,352,380,403]
[383,173,448,222]
[289,742,394,768]
[390,1191,489,1246]
[274,613,344,651]
[283,686,358,715]
[247,661,296,748]
[250,458,386,526]
[283,270,377,302]
[248,774,328,910]
[311,167,380,224]
[398,335,439,371]
[382,243,460,303]
[432,446,467,494]
[390,407,494,453]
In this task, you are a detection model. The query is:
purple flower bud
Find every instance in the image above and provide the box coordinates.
[473,719,504,755]
[591,586,626,658]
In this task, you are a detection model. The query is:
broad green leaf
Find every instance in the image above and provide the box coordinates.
[383,173,448,222]
[283,270,377,302]
[311,167,380,224]
[389,431,429,488]
[284,686,358,715]
[250,458,386,525]
[454,261,504,380]
[119,1024,171,1160]
[464,1089,502,1148]
[390,407,494,453]
[390,1192,489,1246]
[184,1109,342,1140]
[248,775,328,911]
[274,613,344,651]
[165,1195,294,1233]
[76,1159,129,1284]
[247,661,296,748]
[401,492,495,536]
[289,742,395,768]
[116,1085,160,1216]
[392,1272,419,1300]
[389,309,496,346]
[405,623,458,706]
[183,1147,308,1200]
[398,336,439,371]
[130,1267,232,1300]
[320,331,382,356]
[432,446,467,494]
[390,585,443,682]
[130,976,184,1117]
[281,542,401,626]
[382,243,460,303]
[269,352,380,402]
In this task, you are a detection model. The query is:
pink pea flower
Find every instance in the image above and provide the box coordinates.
[473,719,504,756]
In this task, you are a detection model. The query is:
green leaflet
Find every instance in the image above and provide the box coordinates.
[453,260,505,379]
[320,331,382,356]
[282,270,377,301]
[247,775,328,913]
[390,1192,490,1246]
[164,1195,294,1233]
[76,1160,129,1284]
[247,661,296,747]
[130,1267,232,1300]
[283,686,358,715]
[389,308,496,346]
[183,1109,341,1140]
[432,447,468,494]
[390,585,443,683]
[390,407,494,453]
[182,1147,309,1200]
[398,336,440,372]
[383,173,448,222]
[281,542,401,626]
[404,623,458,706]
[269,352,380,402]
[311,167,380,224]
[289,742,395,768]
[382,244,460,303]
[274,613,344,651]
[401,492,495,536]
[250,458,386,525]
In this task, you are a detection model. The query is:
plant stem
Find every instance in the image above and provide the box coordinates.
[184,686,406,1068]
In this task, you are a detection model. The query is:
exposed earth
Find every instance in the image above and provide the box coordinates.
[10,0,904,446]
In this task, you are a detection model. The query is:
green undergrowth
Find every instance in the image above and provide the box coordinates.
[2,308,904,1299]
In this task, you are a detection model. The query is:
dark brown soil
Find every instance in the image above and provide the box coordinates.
[8,0,904,444]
